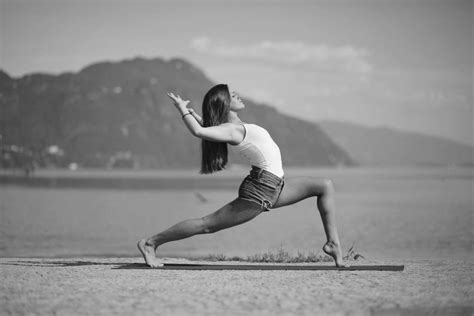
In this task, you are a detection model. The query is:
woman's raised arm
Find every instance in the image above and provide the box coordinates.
[167,92,240,143]
[189,109,203,126]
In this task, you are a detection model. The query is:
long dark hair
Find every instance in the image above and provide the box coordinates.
[200,84,231,174]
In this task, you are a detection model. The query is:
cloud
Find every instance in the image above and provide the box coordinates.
[190,36,372,75]
[403,90,471,109]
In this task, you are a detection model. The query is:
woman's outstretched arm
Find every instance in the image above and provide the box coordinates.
[167,92,240,143]
[189,109,203,126]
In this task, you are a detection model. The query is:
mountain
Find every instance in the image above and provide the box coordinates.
[0,57,354,169]
[319,120,473,166]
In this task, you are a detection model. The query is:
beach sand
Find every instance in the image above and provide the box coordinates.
[1,257,472,315]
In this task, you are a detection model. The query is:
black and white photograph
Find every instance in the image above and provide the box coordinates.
[0,0,473,314]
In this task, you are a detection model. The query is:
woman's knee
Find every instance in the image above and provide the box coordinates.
[323,178,335,194]
[200,216,221,234]
[311,178,335,197]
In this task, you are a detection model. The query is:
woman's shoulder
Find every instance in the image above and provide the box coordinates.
[221,122,247,145]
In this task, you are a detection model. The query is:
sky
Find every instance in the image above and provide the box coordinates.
[1,0,472,145]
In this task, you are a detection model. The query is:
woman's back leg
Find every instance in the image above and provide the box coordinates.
[138,198,262,267]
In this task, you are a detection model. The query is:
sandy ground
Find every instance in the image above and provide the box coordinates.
[1,257,472,316]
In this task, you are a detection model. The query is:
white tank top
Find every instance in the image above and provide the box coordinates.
[229,123,284,178]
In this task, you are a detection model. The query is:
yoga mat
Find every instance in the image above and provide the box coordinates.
[158,263,404,271]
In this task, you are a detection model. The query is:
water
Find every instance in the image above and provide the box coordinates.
[0,167,472,260]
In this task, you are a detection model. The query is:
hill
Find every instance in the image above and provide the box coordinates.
[0,57,354,169]
[319,120,473,166]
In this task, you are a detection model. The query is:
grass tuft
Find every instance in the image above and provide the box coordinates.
[199,244,365,263]
[343,242,366,261]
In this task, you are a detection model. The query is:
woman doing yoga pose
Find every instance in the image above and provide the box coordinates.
[138,84,347,267]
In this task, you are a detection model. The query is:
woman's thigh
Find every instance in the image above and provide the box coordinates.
[271,176,332,209]
[201,197,263,232]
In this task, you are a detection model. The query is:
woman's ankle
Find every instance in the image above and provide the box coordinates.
[325,240,341,247]
[145,239,156,248]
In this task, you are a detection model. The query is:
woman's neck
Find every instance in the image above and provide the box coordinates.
[228,111,243,124]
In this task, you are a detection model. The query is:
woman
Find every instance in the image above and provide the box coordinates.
[138,84,347,267]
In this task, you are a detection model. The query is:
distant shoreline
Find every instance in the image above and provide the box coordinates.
[1,166,472,190]
[0,171,241,190]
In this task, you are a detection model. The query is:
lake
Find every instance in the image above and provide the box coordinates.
[1,166,472,261]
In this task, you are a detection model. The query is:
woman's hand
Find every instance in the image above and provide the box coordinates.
[167,92,190,111]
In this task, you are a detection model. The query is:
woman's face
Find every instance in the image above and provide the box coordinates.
[229,90,245,111]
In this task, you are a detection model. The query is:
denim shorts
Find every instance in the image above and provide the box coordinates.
[238,166,285,212]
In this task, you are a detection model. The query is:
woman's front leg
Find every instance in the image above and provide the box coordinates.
[272,176,348,267]
[138,198,262,267]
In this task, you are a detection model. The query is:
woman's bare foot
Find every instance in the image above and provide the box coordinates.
[323,241,349,267]
[137,239,163,268]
